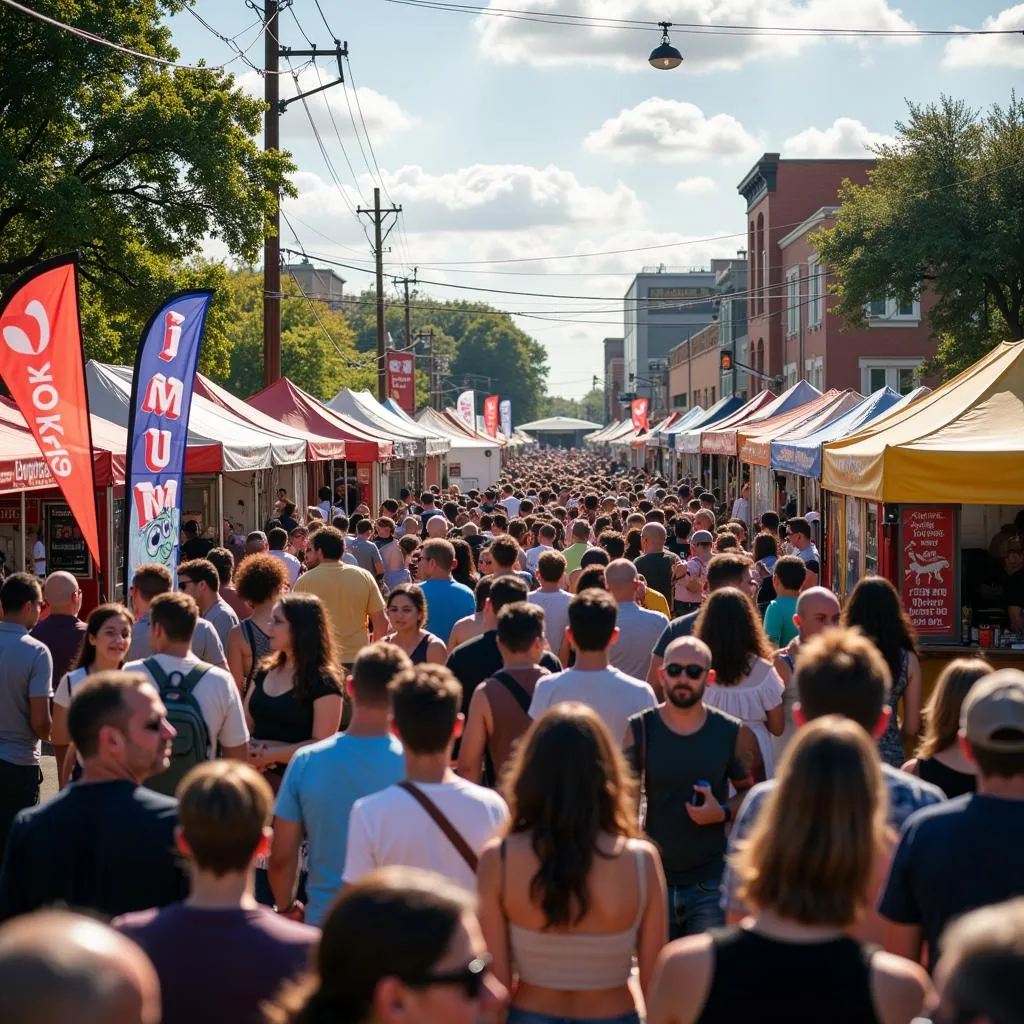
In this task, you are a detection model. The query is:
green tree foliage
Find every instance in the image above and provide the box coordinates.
[217,270,374,401]
[814,94,1024,377]
[0,0,294,377]
[340,287,548,420]
[540,388,605,422]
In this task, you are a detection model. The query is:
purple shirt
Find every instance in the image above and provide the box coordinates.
[29,613,86,686]
[114,904,317,1024]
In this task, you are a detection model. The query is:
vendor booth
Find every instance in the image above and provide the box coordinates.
[821,340,1024,684]
[670,395,746,482]
[416,406,502,490]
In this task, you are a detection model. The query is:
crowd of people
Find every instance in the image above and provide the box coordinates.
[0,449,1022,1024]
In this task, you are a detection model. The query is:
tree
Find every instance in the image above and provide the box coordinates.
[0,0,294,376]
[218,270,374,401]
[814,94,1024,377]
[539,388,604,422]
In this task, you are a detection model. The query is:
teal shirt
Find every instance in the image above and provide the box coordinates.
[763,595,799,648]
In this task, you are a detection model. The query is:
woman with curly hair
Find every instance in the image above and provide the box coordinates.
[226,553,290,694]
[477,703,667,1024]
[696,587,785,779]
[843,576,922,768]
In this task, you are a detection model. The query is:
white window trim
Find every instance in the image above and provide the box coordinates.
[864,296,921,326]
[783,361,798,388]
[804,355,824,391]
[785,268,800,338]
[807,257,822,327]
[858,356,923,395]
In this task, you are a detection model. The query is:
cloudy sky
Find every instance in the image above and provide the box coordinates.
[169,1,1024,402]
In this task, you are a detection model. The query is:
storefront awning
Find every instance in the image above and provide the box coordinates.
[822,340,1024,503]
[737,390,863,466]
[701,381,820,456]
[671,395,746,452]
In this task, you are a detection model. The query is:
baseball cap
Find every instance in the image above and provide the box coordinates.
[961,670,1024,752]
[691,530,714,546]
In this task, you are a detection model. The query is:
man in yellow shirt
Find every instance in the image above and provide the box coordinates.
[293,527,388,668]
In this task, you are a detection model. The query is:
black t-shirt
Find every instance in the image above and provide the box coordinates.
[879,794,1024,972]
[666,538,691,560]
[0,780,187,922]
[1005,568,1024,610]
[248,668,342,745]
[634,551,678,606]
[652,611,700,658]
[180,537,215,561]
[446,630,561,717]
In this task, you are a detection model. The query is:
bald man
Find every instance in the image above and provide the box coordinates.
[634,522,680,611]
[0,910,160,1024]
[606,559,668,681]
[425,515,450,540]
[30,571,86,686]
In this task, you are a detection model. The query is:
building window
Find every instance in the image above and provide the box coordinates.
[711,386,716,403]
[783,362,798,388]
[786,268,800,337]
[673,393,687,408]
[860,359,922,395]
[805,356,824,391]
[865,296,920,321]
[807,257,822,326]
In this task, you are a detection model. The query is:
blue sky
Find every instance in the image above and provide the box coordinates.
[167,1,1024,401]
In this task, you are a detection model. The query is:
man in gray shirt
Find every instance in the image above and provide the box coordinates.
[178,558,240,650]
[0,574,52,856]
[347,520,384,582]
[605,559,668,681]
[125,563,227,668]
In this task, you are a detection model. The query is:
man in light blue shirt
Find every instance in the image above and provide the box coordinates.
[0,573,52,856]
[418,539,476,645]
[267,643,407,926]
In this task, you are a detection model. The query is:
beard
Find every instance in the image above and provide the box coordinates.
[665,680,706,708]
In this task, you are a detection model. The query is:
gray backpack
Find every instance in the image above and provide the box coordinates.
[143,658,211,796]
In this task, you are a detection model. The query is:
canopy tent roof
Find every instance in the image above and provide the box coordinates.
[515,416,603,431]
[328,389,450,458]
[0,397,128,487]
[822,340,1024,504]
[771,386,908,479]
[512,429,535,445]
[417,407,500,450]
[701,381,820,456]
[632,414,678,449]
[584,420,621,443]
[246,378,393,463]
[672,395,748,453]
[737,390,863,467]
[436,406,506,447]
[605,420,643,447]
[86,362,305,472]
[656,405,709,447]
[194,375,346,462]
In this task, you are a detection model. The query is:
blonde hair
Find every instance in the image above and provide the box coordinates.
[916,658,991,760]
[734,716,887,926]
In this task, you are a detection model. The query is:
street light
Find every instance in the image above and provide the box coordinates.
[649,22,683,70]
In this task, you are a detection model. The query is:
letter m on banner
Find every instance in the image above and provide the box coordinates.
[124,292,212,592]
[0,254,100,567]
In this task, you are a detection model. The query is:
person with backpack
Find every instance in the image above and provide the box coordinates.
[457,602,551,786]
[124,592,249,796]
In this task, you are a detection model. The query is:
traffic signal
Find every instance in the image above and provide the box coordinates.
[720,350,733,372]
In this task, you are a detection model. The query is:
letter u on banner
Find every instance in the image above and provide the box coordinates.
[0,254,100,566]
[123,292,212,593]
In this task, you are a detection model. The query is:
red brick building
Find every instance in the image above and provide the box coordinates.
[668,322,720,412]
[738,154,937,395]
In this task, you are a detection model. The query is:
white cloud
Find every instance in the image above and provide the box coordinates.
[675,176,719,195]
[474,0,918,73]
[943,5,1024,68]
[584,99,761,163]
[782,118,895,158]
[237,68,419,142]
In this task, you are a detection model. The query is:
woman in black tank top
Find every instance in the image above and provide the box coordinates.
[903,658,989,800]
[382,584,446,665]
[646,716,932,1024]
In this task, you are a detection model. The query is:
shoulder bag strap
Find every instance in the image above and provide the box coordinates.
[398,781,478,873]
[492,671,533,716]
[143,657,170,689]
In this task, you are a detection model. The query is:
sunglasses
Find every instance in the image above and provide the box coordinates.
[405,955,492,1000]
[664,663,707,680]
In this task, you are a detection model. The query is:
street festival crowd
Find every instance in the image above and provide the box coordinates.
[0,451,1022,1024]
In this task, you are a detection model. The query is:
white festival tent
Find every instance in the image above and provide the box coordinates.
[328,389,450,460]
[416,407,501,489]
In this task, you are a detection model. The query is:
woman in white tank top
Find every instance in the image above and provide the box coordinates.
[477,702,667,1024]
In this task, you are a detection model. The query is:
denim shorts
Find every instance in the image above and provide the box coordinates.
[508,1009,641,1024]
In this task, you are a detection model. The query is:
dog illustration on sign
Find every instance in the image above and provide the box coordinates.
[905,541,949,585]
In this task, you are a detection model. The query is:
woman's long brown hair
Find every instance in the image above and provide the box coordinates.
[258,593,340,702]
[502,703,639,928]
[695,587,773,685]
[916,658,991,759]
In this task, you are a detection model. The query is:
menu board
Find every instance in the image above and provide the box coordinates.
[900,507,956,637]
[45,502,92,577]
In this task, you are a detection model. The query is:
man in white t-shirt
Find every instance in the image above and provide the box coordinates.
[31,531,46,577]
[343,663,508,892]
[525,522,556,575]
[267,528,301,587]
[529,589,656,745]
[528,550,572,651]
[498,483,521,520]
[123,592,249,763]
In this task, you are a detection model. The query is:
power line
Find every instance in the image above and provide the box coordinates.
[379,0,1024,38]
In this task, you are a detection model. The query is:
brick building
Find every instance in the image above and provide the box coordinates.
[668,322,721,412]
[737,154,936,395]
[603,337,624,421]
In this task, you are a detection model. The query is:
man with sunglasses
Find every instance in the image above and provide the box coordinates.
[625,636,758,941]
[0,671,188,923]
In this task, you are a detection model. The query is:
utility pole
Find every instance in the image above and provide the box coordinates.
[263,0,280,387]
[392,270,418,351]
[261,0,348,385]
[358,187,402,401]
